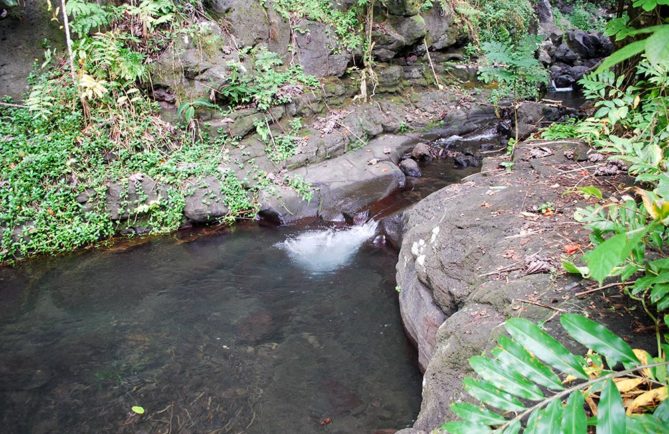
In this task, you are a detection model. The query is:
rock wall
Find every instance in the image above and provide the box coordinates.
[151,0,465,103]
[392,134,648,432]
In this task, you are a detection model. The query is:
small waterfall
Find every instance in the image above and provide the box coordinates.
[278,221,379,273]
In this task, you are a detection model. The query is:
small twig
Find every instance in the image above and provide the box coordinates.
[575,282,627,297]
[558,165,600,174]
[517,298,567,312]
[0,101,27,108]
[479,263,523,277]
[424,38,443,90]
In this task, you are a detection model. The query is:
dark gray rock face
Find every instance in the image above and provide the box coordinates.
[514,101,564,140]
[384,0,422,16]
[106,175,168,221]
[543,30,614,90]
[295,20,351,77]
[395,158,561,430]
[423,3,462,50]
[536,0,553,23]
[567,30,614,60]
[373,15,427,60]
[400,158,422,177]
[183,177,230,223]
[411,143,433,162]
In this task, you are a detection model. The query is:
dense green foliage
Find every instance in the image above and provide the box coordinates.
[444,315,669,433]
[0,0,317,262]
[0,68,261,261]
[478,36,549,105]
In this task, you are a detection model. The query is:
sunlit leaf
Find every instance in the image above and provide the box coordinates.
[627,414,669,434]
[451,402,506,426]
[598,379,626,434]
[645,26,669,66]
[463,377,525,412]
[561,314,639,368]
[131,406,145,415]
[469,356,544,401]
[442,419,495,434]
[494,336,564,390]
[535,399,562,434]
[442,420,493,434]
[562,392,587,434]
[505,318,587,379]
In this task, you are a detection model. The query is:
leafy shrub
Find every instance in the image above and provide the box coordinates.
[559,0,669,363]
[443,314,669,433]
[220,48,319,111]
[478,36,549,104]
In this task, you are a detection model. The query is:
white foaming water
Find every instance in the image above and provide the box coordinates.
[278,221,379,273]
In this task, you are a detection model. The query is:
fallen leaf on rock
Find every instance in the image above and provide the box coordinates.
[563,244,581,255]
[320,417,333,426]
[367,159,380,165]
[525,256,554,274]
[383,147,391,154]
[527,147,553,159]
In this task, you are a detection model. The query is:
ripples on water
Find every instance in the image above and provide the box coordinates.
[278,221,379,274]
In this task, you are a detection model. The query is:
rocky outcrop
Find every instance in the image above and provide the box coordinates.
[539,29,614,90]
[183,177,230,223]
[394,140,638,432]
[294,19,351,77]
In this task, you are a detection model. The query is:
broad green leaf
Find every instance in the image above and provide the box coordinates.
[626,414,669,434]
[584,231,644,284]
[442,420,492,434]
[451,402,506,426]
[655,400,669,423]
[562,392,587,434]
[463,377,525,412]
[494,336,564,390]
[469,356,544,401]
[645,26,669,66]
[450,402,507,426]
[577,186,604,200]
[597,379,626,434]
[525,407,541,434]
[535,399,562,434]
[505,318,587,379]
[596,40,647,73]
[502,420,521,434]
[562,261,589,277]
[561,314,639,368]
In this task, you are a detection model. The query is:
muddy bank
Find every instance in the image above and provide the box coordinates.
[392,139,656,432]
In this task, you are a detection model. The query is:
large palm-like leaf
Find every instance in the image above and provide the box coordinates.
[443,314,669,434]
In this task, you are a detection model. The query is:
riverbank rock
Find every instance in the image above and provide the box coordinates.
[399,158,422,177]
[183,177,230,223]
[395,139,651,431]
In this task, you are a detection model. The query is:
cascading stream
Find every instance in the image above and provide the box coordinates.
[277,221,379,274]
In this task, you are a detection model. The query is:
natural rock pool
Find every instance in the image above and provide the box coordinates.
[0,224,421,433]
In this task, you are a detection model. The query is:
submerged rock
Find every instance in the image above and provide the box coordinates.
[399,158,422,177]
[411,143,433,162]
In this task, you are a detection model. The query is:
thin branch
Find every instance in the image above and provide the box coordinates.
[575,282,627,297]
[0,101,27,108]
[516,299,567,313]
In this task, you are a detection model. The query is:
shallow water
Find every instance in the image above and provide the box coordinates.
[0,225,421,433]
